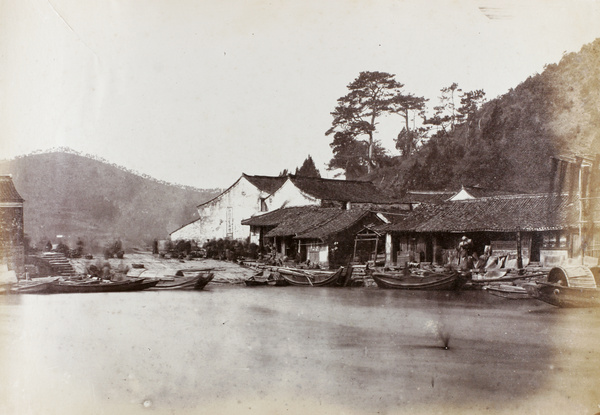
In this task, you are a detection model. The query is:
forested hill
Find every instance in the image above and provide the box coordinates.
[371,38,600,193]
[0,150,220,250]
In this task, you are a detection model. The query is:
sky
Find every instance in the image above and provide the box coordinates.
[1,0,600,189]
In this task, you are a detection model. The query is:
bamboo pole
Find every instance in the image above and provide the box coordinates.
[577,156,584,265]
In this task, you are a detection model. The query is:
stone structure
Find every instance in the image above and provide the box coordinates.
[0,175,25,275]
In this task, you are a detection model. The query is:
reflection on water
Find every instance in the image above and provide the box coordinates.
[1,284,599,415]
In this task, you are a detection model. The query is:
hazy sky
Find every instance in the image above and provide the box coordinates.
[1,0,599,188]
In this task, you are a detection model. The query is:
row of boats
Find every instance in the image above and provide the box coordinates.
[242,261,600,308]
[1,271,214,295]
[4,260,599,308]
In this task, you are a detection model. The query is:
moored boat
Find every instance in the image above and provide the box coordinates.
[484,284,530,299]
[525,265,600,307]
[150,272,214,290]
[10,278,59,294]
[244,270,290,286]
[525,283,600,307]
[47,278,159,294]
[371,269,461,290]
[278,266,346,287]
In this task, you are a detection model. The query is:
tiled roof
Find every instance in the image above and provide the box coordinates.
[295,210,375,240]
[241,206,308,227]
[376,204,442,232]
[198,174,286,208]
[266,207,348,238]
[0,176,24,203]
[401,190,454,204]
[242,207,379,241]
[378,194,578,233]
[243,174,287,194]
[286,175,395,203]
[460,185,524,198]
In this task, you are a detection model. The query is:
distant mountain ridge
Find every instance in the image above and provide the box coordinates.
[0,149,220,250]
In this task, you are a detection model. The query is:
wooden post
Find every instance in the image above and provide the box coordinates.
[576,156,584,264]
[385,233,392,267]
[373,237,379,266]
[516,228,523,269]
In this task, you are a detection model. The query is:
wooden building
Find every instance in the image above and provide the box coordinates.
[377,193,593,268]
[242,206,387,268]
[0,175,25,275]
[171,173,406,245]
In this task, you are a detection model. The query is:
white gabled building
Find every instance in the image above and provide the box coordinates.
[170,174,286,243]
[171,173,408,245]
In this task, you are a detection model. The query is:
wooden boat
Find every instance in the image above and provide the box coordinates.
[10,278,59,294]
[484,284,530,299]
[47,278,159,294]
[470,270,546,284]
[525,283,600,307]
[150,272,214,290]
[244,270,289,286]
[524,265,600,308]
[278,266,346,287]
[371,269,461,290]
[244,275,270,286]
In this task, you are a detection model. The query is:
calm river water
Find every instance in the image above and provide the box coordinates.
[1,284,599,415]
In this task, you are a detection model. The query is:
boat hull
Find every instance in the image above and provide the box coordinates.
[151,273,214,290]
[279,267,345,287]
[10,280,57,294]
[47,278,159,294]
[372,271,460,290]
[484,284,530,300]
[525,283,600,308]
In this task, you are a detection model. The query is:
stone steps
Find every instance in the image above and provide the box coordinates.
[41,252,77,277]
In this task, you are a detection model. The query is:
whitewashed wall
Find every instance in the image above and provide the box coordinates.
[171,177,269,243]
[266,180,320,209]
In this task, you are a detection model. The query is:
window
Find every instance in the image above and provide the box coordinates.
[226,207,233,238]
[542,232,568,249]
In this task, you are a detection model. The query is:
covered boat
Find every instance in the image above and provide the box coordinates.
[371,269,461,290]
[525,265,600,307]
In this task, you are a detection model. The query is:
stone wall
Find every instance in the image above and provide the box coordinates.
[0,245,25,275]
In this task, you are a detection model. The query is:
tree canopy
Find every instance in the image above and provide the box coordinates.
[326,71,403,173]
[295,155,321,177]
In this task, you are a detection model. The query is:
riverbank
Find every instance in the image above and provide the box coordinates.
[68,252,256,283]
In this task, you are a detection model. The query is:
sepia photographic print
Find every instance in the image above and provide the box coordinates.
[1,1,600,414]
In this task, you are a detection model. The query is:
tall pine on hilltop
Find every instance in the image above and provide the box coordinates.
[356,38,600,193]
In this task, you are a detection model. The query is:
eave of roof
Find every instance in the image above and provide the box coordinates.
[0,176,24,203]
[377,193,579,233]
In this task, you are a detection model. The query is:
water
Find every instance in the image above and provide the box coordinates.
[1,285,599,415]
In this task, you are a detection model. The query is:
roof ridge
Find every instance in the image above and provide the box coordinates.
[243,173,286,179]
[449,192,563,202]
[288,174,374,184]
